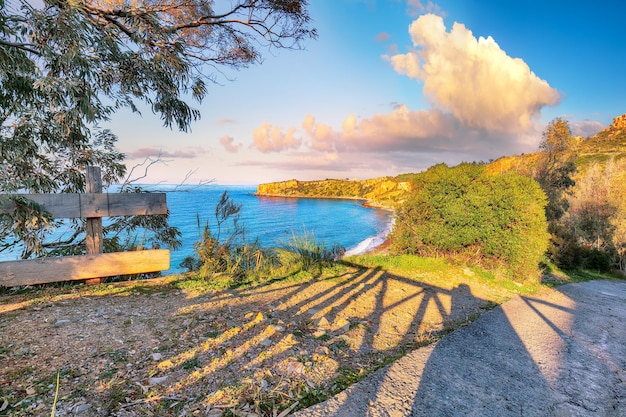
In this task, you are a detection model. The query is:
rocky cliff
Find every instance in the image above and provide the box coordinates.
[256,176,413,209]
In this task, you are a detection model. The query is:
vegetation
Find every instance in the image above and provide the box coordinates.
[0,0,315,259]
[256,176,415,208]
[389,163,549,282]
[180,191,342,287]
[488,116,626,274]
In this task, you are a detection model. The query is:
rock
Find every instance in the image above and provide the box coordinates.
[283,333,299,346]
[284,361,305,376]
[72,403,92,414]
[151,353,163,361]
[313,330,327,339]
[260,338,273,347]
[54,319,71,327]
[314,346,330,356]
[314,316,331,329]
[334,317,351,333]
[269,324,285,332]
[26,386,36,396]
[149,376,168,385]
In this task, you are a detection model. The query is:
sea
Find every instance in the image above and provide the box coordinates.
[162,185,393,274]
[1,185,394,274]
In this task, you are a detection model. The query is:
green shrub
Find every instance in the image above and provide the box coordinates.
[390,163,549,281]
[281,229,344,274]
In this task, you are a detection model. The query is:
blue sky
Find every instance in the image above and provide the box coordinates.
[109,0,626,185]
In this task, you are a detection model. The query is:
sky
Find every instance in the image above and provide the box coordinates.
[108,0,626,185]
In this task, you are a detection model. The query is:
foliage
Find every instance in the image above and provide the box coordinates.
[183,192,344,285]
[0,0,315,258]
[280,228,344,273]
[390,163,549,281]
[257,175,414,208]
[182,191,279,283]
[534,118,577,222]
[556,159,626,273]
[486,116,626,274]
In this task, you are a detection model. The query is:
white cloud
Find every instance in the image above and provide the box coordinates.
[252,122,302,153]
[220,135,242,153]
[387,14,560,132]
[246,13,564,176]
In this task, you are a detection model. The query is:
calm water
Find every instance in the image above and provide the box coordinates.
[0,185,393,274]
[164,185,392,273]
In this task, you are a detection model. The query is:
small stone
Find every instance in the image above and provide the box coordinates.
[269,324,285,332]
[334,317,351,333]
[151,353,163,361]
[73,403,92,414]
[26,387,36,396]
[54,319,71,327]
[260,338,272,347]
[149,376,168,385]
[315,316,331,329]
[284,361,305,376]
[283,333,299,346]
[313,330,327,338]
[314,346,330,356]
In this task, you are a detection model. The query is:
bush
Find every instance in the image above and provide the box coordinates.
[390,163,550,281]
[281,229,344,273]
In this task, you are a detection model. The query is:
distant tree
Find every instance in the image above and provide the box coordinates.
[0,0,315,258]
[535,118,577,222]
[391,163,549,281]
[559,159,626,273]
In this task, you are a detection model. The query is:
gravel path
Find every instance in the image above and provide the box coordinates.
[294,280,626,417]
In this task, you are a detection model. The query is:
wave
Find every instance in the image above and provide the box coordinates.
[343,217,395,257]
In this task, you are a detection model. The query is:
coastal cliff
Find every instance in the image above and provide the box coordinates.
[256,176,413,209]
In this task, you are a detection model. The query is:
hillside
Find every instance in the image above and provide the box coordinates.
[256,176,415,208]
[487,113,626,175]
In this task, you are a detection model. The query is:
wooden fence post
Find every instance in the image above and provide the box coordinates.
[85,166,103,284]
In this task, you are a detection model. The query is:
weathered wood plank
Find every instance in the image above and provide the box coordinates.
[0,193,167,218]
[85,166,104,284]
[0,250,170,287]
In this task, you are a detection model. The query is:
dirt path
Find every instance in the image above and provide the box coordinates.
[295,280,626,417]
[0,263,510,416]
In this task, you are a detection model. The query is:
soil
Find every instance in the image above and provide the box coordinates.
[0,265,521,417]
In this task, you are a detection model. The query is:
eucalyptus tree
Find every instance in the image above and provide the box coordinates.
[0,0,316,258]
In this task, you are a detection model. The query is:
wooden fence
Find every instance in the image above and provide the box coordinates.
[0,167,170,287]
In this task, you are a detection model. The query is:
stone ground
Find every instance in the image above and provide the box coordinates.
[0,263,507,417]
[2,268,623,417]
[295,280,626,417]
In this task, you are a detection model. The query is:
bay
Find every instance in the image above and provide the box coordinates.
[164,185,393,273]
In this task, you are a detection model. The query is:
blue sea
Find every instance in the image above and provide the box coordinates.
[162,185,393,274]
[0,185,393,274]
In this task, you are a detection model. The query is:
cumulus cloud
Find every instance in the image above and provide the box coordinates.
[126,147,205,159]
[569,119,605,137]
[302,115,338,152]
[387,14,560,132]
[246,12,564,174]
[220,135,242,153]
[252,122,302,153]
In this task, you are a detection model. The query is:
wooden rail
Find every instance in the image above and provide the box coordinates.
[0,167,170,287]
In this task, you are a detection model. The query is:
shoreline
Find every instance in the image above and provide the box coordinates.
[254,192,396,212]
[255,191,396,257]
